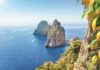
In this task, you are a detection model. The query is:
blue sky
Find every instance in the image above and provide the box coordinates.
[0,0,86,26]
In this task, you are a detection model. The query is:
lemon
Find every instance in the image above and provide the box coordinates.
[90,39,98,50]
[98,50,100,58]
[96,31,100,41]
[89,0,94,7]
[92,16,100,31]
[92,55,98,65]
[92,17,97,31]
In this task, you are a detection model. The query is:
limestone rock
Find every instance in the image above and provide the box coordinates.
[34,20,51,35]
[45,19,66,47]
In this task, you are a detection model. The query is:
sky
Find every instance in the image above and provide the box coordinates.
[0,0,87,26]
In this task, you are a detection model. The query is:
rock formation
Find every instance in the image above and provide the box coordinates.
[34,20,51,35]
[45,19,66,47]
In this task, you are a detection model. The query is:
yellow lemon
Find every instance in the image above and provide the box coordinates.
[90,39,98,50]
[96,31,100,41]
[92,17,97,31]
[92,55,98,65]
[92,16,100,31]
[98,50,100,58]
[89,0,94,7]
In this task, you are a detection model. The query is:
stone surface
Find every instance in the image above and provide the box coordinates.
[34,20,51,35]
[45,19,66,47]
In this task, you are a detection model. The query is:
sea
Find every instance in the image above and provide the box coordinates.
[0,24,87,70]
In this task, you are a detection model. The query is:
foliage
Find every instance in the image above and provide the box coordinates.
[82,0,100,19]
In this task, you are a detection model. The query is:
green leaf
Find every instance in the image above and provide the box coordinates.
[81,7,89,19]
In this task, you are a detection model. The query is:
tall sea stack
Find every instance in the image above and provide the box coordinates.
[45,19,66,47]
[34,20,51,36]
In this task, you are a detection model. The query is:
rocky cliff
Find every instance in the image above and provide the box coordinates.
[45,19,66,47]
[34,20,51,35]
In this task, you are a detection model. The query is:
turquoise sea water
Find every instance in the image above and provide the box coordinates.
[0,25,87,70]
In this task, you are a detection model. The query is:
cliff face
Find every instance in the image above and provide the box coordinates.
[34,20,51,35]
[45,19,66,47]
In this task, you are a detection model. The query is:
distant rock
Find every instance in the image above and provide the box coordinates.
[34,20,51,35]
[69,37,81,45]
[45,19,66,47]
[70,37,80,42]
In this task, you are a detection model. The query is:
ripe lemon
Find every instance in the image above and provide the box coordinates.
[90,39,98,50]
[92,55,98,65]
[89,0,94,7]
[98,50,100,58]
[96,31,100,41]
[92,16,100,31]
[92,17,97,31]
